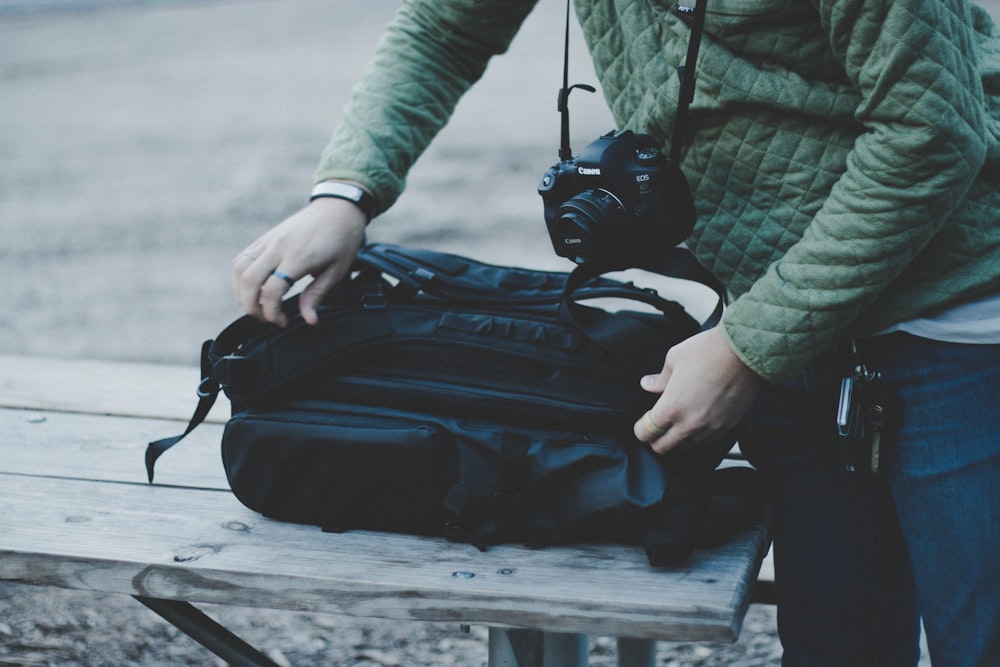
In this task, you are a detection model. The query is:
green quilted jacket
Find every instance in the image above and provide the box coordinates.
[316,0,1000,380]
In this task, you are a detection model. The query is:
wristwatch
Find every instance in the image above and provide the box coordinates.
[310,181,377,220]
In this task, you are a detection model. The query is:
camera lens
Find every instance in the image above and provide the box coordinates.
[555,189,626,263]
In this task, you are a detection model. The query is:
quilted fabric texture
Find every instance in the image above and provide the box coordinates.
[316,0,1000,380]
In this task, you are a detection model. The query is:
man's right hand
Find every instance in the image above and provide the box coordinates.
[232,197,367,328]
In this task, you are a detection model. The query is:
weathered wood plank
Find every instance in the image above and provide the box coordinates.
[0,355,228,423]
[0,407,227,489]
[0,474,767,641]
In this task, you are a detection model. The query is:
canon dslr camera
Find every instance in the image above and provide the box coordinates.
[538,129,696,271]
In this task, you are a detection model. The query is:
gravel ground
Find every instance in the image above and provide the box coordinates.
[0,584,783,666]
[3,0,992,664]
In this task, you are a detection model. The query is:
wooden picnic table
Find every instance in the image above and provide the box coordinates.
[0,355,771,666]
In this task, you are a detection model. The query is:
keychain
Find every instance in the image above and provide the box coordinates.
[836,342,890,474]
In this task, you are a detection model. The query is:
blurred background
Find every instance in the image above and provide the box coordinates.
[0,0,615,365]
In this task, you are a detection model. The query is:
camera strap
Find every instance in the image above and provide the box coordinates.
[669,0,708,166]
[557,0,708,166]
[557,0,596,160]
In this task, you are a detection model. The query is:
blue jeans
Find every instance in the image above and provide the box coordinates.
[738,333,1000,667]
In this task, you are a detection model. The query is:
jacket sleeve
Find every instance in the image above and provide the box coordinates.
[721,0,989,380]
[314,0,539,214]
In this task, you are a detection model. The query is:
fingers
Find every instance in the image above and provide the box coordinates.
[233,247,296,327]
[634,408,697,455]
[637,410,670,439]
[634,361,676,449]
[633,401,689,454]
[232,246,298,327]
[260,270,295,328]
[640,370,669,394]
[232,247,266,319]
[298,264,347,326]
[636,390,725,454]
[634,375,683,452]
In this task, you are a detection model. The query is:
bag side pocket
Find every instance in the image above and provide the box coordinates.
[222,407,456,536]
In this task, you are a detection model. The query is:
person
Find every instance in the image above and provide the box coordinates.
[231,1,1000,664]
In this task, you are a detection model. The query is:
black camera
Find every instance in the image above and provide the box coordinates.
[538,0,707,272]
[538,129,696,271]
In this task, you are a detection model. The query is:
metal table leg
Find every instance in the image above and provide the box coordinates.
[616,638,656,667]
[135,596,282,667]
[489,628,588,666]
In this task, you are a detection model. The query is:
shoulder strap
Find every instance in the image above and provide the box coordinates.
[145,340,220,482]
[668,0,708,167]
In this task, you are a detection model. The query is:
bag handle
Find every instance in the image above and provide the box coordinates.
[562,246,725,332]
[358,243,724,329]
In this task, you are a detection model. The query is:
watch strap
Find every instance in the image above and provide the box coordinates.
[309,181,377,220]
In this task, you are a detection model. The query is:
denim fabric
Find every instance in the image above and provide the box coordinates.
[738,333,1000,667]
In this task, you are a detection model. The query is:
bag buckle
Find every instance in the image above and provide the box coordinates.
[215,354,254,389]
[362,292,388,309]
[197,376,219,398]
[443,520,469,542]
[361,283,389,309]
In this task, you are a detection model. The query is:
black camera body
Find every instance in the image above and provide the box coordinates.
[538,129,696,271]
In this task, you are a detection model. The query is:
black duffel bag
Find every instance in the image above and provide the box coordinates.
[147,243,734,565]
